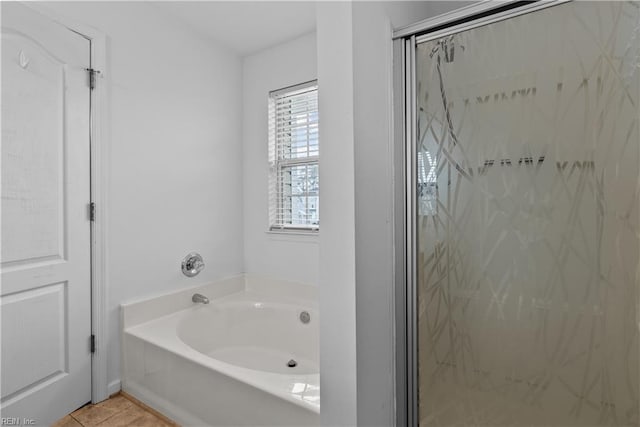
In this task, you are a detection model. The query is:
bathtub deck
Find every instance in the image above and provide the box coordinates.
[52,392,178,427]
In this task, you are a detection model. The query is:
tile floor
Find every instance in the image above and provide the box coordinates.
[52,393,178,427]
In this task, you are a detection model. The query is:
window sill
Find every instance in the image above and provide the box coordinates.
[266,229,319,239]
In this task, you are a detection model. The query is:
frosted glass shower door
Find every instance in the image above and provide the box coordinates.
[414,2,640,426]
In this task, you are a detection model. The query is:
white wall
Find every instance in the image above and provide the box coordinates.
[242,32,319,286]
[315,3,358,426]
[35,1,244,394]
[352,4,430,425]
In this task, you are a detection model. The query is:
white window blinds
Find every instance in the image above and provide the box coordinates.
[268,81,319,231]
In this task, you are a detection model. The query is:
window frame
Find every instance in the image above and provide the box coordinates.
[268,80,319,233]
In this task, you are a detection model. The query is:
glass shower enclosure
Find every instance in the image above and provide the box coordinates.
[402,1,640,425]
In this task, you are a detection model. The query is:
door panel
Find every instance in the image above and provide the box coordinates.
[1,282,67,398]
[1,3,91,425]
[2,32,65,266]
[414,2,640,426]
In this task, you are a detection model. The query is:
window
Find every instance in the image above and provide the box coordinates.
[268,81,319,231]
[418,150,437,216]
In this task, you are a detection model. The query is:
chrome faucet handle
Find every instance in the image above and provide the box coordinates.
[182,252,205,277]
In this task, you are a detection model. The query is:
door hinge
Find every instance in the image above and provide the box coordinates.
[90,334,96,353]
[89,202,96,222]
[86,68,100,90]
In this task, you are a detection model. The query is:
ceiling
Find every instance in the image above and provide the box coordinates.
[152,1,317,57]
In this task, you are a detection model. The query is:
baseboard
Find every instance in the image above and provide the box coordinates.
[107,379,121,397]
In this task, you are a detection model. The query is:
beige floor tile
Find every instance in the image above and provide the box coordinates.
[96,395,135,412]
[93,405,145,427]
[120,393,178,426]
[71,395,134,426]
[51,415,83,427]
[70,405,118,427]
[94,405,170,427]
[55,393,178,427]
[136,412,174,427]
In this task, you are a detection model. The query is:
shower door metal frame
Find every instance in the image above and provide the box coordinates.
[394,1,570,425]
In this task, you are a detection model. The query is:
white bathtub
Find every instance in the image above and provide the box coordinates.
[121,275,320,426]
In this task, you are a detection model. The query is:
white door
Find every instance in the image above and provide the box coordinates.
[1,2,92,425]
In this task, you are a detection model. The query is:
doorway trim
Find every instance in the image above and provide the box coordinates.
[393,1,571,425]
[22,2,110,404]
